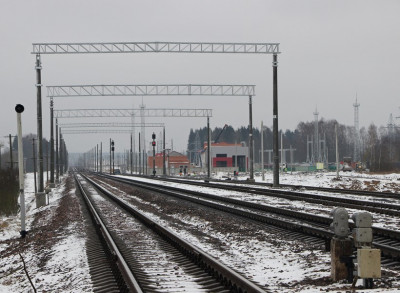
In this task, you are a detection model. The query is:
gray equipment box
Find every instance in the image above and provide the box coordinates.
[352,212,373,228]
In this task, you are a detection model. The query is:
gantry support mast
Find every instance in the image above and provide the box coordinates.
[48,84,255,181]
[34,41,280,188]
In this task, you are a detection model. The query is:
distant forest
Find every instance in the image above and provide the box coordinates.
[187,119,400,172]
[0,134,51,172]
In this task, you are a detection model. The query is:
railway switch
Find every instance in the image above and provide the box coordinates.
[330,207,349,238]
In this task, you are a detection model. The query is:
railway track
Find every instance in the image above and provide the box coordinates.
[95,173,400,268]
[130,175,400,217]
[75,172,268,292]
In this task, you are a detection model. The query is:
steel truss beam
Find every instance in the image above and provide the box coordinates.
[62,129,161,135]
[33,42,280,55]
[47,84,255,97]
[54,108,212,118]
[59,122,164,128]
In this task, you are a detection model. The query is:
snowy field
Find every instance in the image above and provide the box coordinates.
[0,171,399,292]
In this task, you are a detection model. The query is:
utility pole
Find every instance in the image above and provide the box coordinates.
[249,95,254,181]
[130,134,133,175]
[207,116,211,179]
[59,132,63,176]
[163,127,166,176]
[56,119,59,183]
[35,54,44,193]
[49,97,55,187]
[272,54,279,187]
[8,134,13,170]
[46,146,49,184]
[100,142,102,173]
[336,123,339,179]
[138,133,141,175]
[96,144,99,172]
[261,121,265,181]
[32,138,37,194]
[281,131,283,172]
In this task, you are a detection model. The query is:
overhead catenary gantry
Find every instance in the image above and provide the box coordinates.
[34,41,280,194]
[48,83,256,181]
[47,84,255,97]
[53,108,213,118]
[33,41,279,54]
[60,122,166,175]
[59,122,165,128]
[53,108,212,177]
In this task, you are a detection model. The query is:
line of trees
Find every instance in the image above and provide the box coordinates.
[0,134,51,172]
[187,119,400,172]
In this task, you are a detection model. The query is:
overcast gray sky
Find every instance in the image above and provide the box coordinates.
[1,0,399,153]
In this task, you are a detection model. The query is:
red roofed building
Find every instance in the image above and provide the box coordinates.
[147,151,190,175]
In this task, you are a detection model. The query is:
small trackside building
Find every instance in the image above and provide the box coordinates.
[201,142,248,172]
[147,151,191,175]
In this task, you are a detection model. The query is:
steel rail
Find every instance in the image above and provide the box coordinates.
[96,174,334,239]
[143,176,400,217]
[98,174,400,260]
[74,174,143,292]
[82,173,267,293]
[205,178,400,200]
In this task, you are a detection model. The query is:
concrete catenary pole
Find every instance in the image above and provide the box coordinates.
[35,54,44,193]
[32,138,37,194]
[49,98,55,187]
[261,121,265,181]
[163,127,166,176]
[138,133,141,175]
[272,54,279,187]
[15,104,26,237]
[59,132,63,176]
[207,116,211,179]
[249,95,254,181]
[336,123,339,179]
[281,131,283,172]
[55,119,59,182]
[96,144,99,172]
[9,134,13,170]
[100,142,103,173]
[130,134,133,175]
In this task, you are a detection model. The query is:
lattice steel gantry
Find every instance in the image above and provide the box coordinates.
[34,41,280,188]
[47,84,255,97]
[33,41,280,54]
[353,96,360,162]
[53,108,213,118]
[48,83,255,180]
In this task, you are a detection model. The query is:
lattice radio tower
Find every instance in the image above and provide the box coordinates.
[353,96,360,162]
[313,107,320,163]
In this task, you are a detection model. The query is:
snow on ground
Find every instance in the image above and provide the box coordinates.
[1,171,399,292]
[0,173,92,292]
[122,172,400,230]
[114,171,400,292]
